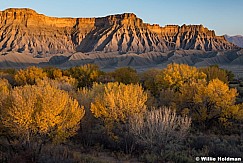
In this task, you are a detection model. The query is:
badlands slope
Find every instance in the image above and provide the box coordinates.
[0,8,238,55]
[0,8,242,75]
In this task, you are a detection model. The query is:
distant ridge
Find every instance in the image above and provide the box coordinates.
[225,35,243,48]
[0,8,239,56]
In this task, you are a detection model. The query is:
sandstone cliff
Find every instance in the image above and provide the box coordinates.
[0,8,238,55]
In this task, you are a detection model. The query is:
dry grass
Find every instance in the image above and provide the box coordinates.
[129,107,191,152]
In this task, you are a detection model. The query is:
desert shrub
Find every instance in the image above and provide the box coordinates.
[0,79,11,136]
[78,83,104,109]
[111,67,139,84]
[64,64,102,88]
[90,82,147,138]
[199,65,230,83]
[43,67,63,79]
[145,91,159,108]
[0,79,11,118]
[36,76,78,92]
[155,63,206,91]
[0,83,85,160]
[193,79,238,126]
[166,78,238,127]
[154,64,238,128]
[0,69,16,86]
[55,76,78,91]
[0,68,16,75]
[76,83,106,147]
[226,69,235,81]
[159,88,180,107]
[0,78,11,95]
[0,78,10,108]
[190,133,243,158]
[14,66,47,85]
[234,103,243,122]
[129,107,191,153]
[78,83,139,153]
[140,68,161,96]
[97,72,114,84]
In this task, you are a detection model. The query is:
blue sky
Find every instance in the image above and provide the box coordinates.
[1,0,242,36]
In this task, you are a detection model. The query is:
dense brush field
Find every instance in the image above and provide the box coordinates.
[0,64,242,162]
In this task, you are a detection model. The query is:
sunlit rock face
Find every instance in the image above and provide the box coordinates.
[0,8,238,55]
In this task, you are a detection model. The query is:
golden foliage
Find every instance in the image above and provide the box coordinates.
[52,69,63,79]
[36,76,78,92]
[156,64,238,126]
[193,79,238,125]
[0,78,11,95]
[156,63,206,91]
[43,67,63,79]
[76,83,105,137]
[178,80,207,108]
[234,104,243,121]
[1,84,85,144]
[0,79,11,108]
[90,82,147,134]
[64,64,101,88]
[78,83,104,109]
[14,66,47,85]
[195,79,237,107]
[0,79,11,134]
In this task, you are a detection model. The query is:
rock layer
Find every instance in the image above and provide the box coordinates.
[0,8,238,55]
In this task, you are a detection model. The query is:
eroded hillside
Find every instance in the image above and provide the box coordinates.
[0,8,238,55]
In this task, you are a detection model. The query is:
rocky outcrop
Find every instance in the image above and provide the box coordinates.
[0,8,238,55]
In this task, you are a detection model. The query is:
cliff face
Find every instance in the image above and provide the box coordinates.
[0,8,238,55]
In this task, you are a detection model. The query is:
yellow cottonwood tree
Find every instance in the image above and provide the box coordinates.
[1,84,85,150]
[178,79,207,109]
[90,82,147,135]
[153,64,238,127]
[155,63,206,91]
[193,79,237,125]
